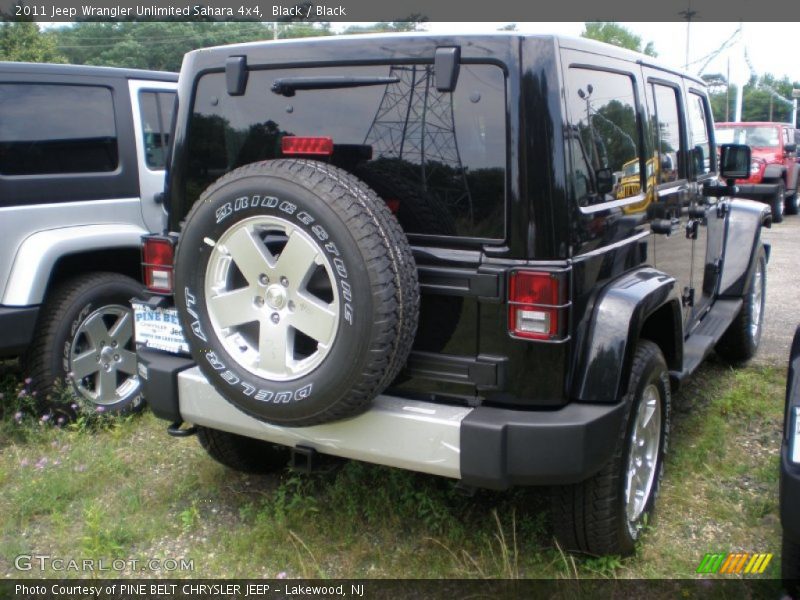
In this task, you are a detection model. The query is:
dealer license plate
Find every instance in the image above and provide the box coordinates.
[132,302,189,354]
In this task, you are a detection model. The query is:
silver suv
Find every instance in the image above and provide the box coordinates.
[0,62,176,412]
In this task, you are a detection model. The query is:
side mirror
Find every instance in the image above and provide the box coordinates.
[785,143,797,154]
[595,167,614,195]
[719,143,751,181]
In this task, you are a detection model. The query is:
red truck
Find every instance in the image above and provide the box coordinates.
[715,121,800,222]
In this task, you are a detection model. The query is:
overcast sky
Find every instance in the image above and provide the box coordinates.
[404,22,798,88]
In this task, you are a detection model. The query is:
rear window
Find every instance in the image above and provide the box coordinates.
[186,64,507,240]
[0,83,118,176]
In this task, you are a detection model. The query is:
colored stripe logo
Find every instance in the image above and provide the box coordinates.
[696,552,773,574]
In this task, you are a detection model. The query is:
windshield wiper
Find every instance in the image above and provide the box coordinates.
[271,76,400,97]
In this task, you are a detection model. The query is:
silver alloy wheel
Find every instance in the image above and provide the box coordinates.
[205,215,340,382]
[624,383,662,537]
[750,257,765,339]
[69,305,140,406]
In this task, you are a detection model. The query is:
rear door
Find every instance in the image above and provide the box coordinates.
[641,70,694,327]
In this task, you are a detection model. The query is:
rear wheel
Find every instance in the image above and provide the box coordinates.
[197,426,289,473]
[552,340,670,555]
[715,245,766,363]
[24,272,144,414]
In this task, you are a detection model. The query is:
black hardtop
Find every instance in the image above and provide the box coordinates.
[182,31,704,86]
[0,61,177,82]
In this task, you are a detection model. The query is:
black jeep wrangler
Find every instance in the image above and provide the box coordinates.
[134,34,770,556]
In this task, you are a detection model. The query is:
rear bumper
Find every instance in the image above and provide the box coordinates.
[0,305,39,356]
[138,350,626,489]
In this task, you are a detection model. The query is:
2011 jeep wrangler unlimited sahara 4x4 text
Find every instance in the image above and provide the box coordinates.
[133,34,770,556]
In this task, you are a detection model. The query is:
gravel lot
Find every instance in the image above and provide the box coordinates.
[756,212,800,364]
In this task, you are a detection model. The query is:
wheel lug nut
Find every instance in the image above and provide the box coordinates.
[259,274,269,285]
[271,313,280,324]
[114,354,120,361]
[280,277,289,287]
[111,341,118,348]
[254,296,265,307]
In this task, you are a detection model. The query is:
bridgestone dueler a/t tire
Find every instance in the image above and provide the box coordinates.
[174,159,419,427]
[552,340,671,556]
[197,426,289,473]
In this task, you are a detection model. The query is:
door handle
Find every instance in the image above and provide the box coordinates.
[652,218,681,236]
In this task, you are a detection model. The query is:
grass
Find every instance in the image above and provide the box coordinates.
[0,356,788,580]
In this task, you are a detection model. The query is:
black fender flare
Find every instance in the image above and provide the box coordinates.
[763,164,785,181]
[571,268,681,403]
[718,199,770,298]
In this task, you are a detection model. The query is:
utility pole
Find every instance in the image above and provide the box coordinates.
[679,3,697,70]
[726,58,730,121]
[792,89,800,127]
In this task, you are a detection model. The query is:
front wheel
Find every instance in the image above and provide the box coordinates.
[785,181,799,216]
[771,181,785,223]
[715,245,767,363]
[552,340,671,555]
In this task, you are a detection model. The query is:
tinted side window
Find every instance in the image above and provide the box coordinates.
[565,67,642,207]
[650,84,683,184]
[0,84,117,176]
[140,90,175,170]
[687,92,714,178]
[187,64,507,240]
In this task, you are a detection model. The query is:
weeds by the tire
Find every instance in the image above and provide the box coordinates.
[0,362,788,580]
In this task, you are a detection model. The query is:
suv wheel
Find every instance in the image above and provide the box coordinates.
[24,272,145,413]
[772,181,785,223]
[174,159,419,427]
[197,426,289,473]
[785,181,800,216]
[552,340,670,556]
[715,245,767,362]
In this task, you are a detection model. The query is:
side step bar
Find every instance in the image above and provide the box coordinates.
[672,298,742,383]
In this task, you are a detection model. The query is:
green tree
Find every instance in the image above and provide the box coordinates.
[581,22,657,57]
[0,22,65,63]
[52,22,331,72]
[707,74,800,125]
[341,19,425,34]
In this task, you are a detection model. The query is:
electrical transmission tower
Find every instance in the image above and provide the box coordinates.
[364,65,473,219]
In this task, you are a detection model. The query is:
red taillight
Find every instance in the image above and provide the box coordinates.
[281,136,334,156]
[385,198,401,214]
[508,271,567,340]
[142,235,175,294]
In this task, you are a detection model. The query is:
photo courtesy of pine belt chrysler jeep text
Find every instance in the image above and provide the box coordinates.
[132,34,771,556]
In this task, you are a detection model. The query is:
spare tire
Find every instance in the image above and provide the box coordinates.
[174,159,419,426]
